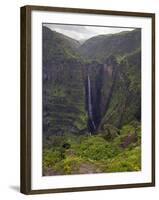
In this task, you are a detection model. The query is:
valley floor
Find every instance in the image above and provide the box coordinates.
[43,122,141,176]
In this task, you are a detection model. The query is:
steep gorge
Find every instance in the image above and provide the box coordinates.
[84,56,119,133]
[43,26,141,137]
[84,50,141,134]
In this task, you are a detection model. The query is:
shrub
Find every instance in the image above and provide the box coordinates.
[100,124,120,141]
[43,149,62,168]
[75,136,118,161]
[105,146,141,172]
[54,156,84,174]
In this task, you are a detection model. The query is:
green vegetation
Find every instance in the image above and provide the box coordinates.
[43,122,141,175]
[42,26,141,175]
[79,29,141,62]
[43,27,88,136]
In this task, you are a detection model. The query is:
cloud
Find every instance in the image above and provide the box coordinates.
[43,23,135,41]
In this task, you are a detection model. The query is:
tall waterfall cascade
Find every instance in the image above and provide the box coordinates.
[87,74,96,133]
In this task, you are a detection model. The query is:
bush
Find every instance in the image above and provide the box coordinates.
[100,124,120,141]
[43,149,62,168]
[105,146,141,172]
[75,136,119,161]
[54,156,84,174]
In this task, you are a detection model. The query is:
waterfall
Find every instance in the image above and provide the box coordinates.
[87,74,96,133]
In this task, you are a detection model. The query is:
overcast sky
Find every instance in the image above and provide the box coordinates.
[43,23,135,41]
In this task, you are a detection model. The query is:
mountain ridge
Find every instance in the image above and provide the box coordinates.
[79,28,141,62]
[44,26,139,51]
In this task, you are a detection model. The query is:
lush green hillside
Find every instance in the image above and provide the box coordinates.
[42,26,141,175]
[43,26,82,64]
[43,26,88,137]
[79,29,141,62]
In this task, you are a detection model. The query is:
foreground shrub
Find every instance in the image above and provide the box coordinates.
[105,146,141,172]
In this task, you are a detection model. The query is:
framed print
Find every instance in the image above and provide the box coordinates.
[20,5,155,194]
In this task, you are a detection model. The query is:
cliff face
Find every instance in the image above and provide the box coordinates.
[84,50,141,131]
[98,50,141,129]
[43,27,88,136]
[43,26,141,136]
[81,29,141,131]
[84,57,118,132]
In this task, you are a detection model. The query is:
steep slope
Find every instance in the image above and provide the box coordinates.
[43,26,81,64]
[43,26,88,137]
[79,29,141,62]
[98,50,141,129]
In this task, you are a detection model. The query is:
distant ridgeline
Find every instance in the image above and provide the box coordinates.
[43,26,141,137]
